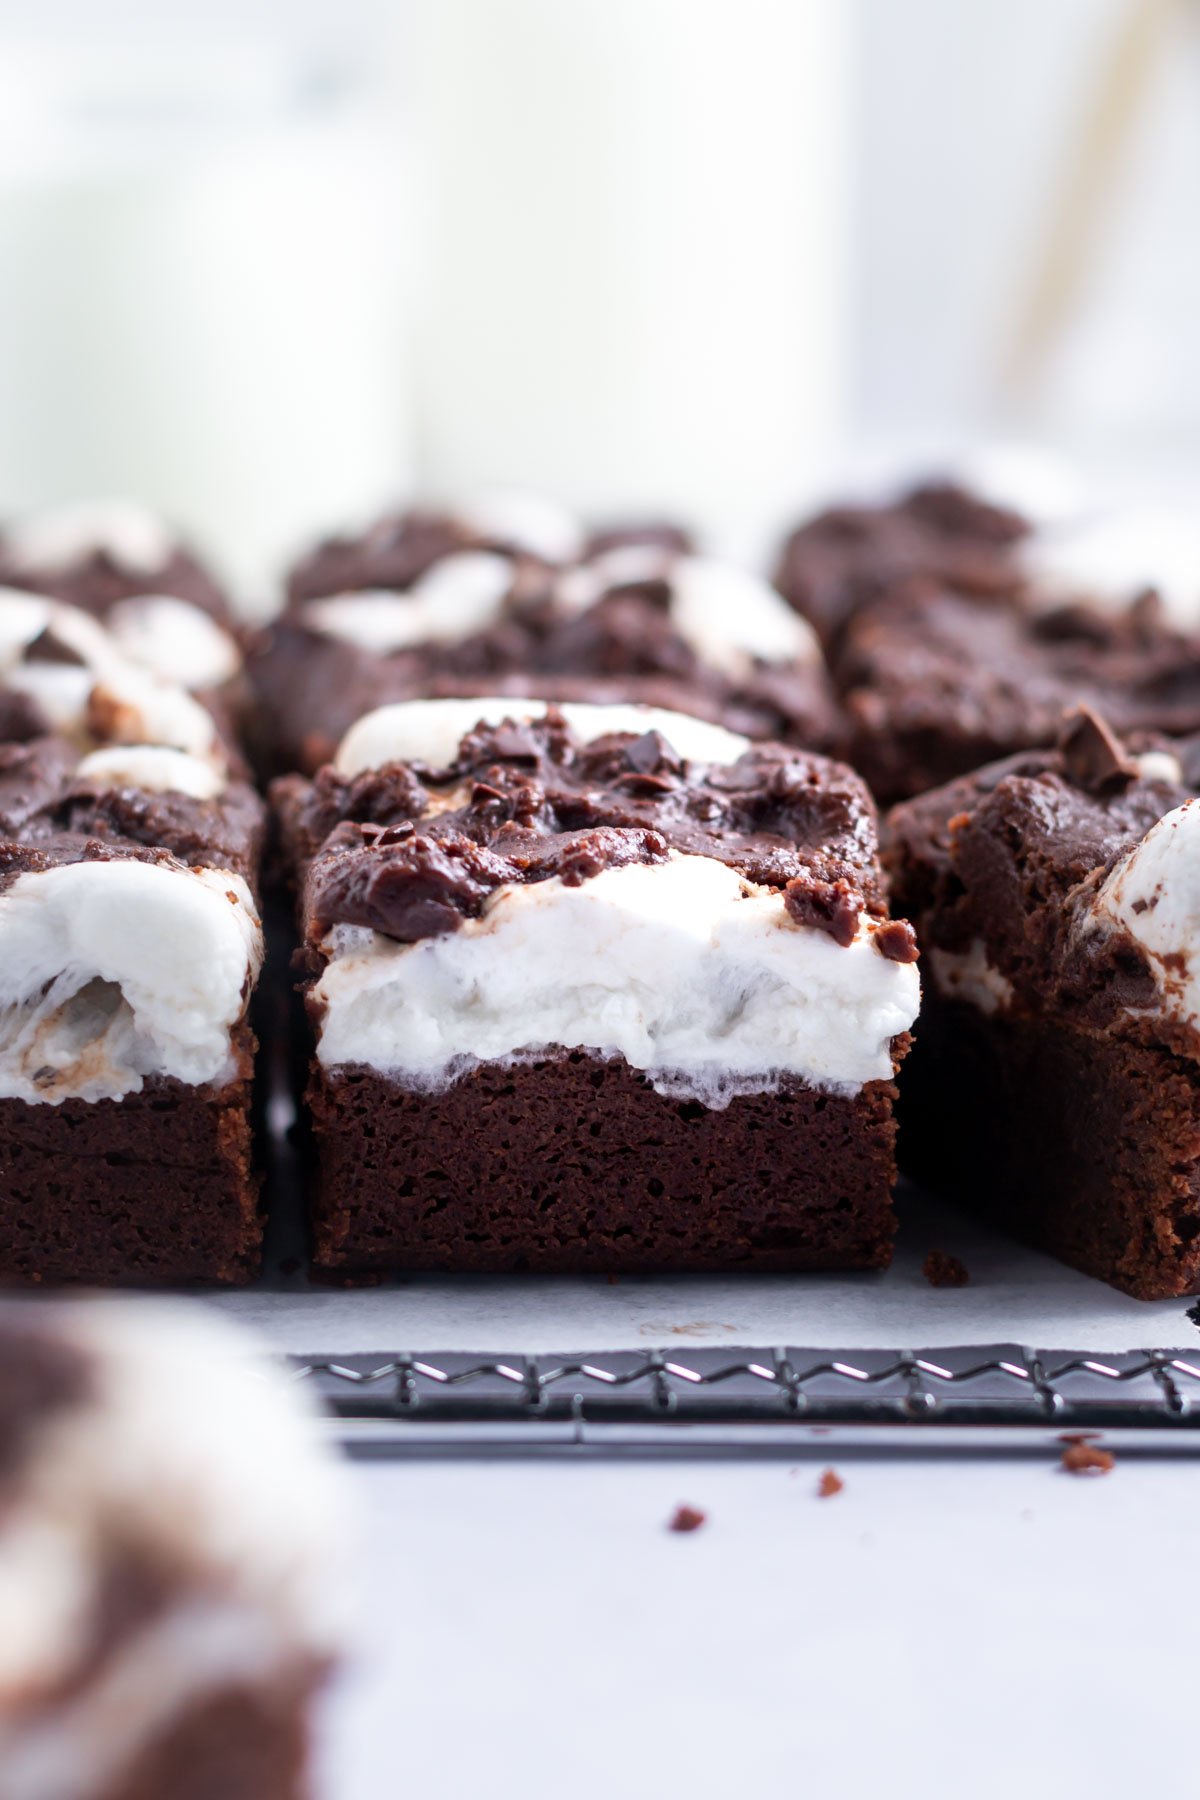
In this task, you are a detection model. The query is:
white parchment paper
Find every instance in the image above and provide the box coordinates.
[207,1186,1200,1356]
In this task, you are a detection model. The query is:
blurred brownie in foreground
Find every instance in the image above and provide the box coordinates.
[0,596,266,1285]
[276,697,919,1277]
[837,584,1200,806]
[887,707,1200,1297]
[254,495,838,774]
[0,1298,343,1800]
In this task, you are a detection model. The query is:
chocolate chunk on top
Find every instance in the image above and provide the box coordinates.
[1058,705,1140,795]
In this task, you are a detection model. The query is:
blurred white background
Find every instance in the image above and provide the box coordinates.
[0,0,1195,591]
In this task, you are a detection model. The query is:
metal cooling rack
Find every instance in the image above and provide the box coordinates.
[295,1344,1200,1456]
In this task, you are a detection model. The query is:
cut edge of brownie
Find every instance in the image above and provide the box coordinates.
[898,990,1200,1299]
[0,1026,263,1287]
[305,1048,907,1279]
[886,713,1200,1298]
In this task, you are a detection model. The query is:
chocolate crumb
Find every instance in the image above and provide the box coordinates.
[668,1504,707,1533]
[875,917,920,963]
[783,874,863,947]
[1058,706,1139,795]
[817,1468,844,1498]
[1061,1441,1115,1476]
[923,1249,969,1288]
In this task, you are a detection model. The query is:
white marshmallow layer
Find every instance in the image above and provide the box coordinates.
[0,862,262,1104]
[302,552,515,655]
[302,542,820,678]
[1089,800,1200,1036]
[104,594,241,690]
[73,745,227,800]
[928,942,1014,1017]
[314,852,919,1106]
[556,548,821,674]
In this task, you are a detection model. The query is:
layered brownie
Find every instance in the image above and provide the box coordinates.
[277,697,919,1277]
[255,521,837,775]
[887,706,1200,1297]
[835,584,1200,806]
[0,602,266,1283]
[0,1297,343,1799]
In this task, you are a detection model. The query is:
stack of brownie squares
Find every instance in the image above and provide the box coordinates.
[0,506,265,1284]
[7,476,1200,1300]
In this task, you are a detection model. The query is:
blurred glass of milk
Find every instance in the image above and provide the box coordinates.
[409,0,848,548]
[0,41,411,606]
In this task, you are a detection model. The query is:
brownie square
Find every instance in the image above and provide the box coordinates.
[252,499,839,774]
[837,583,1200,805]
[886,707,1200,1297]
[281,697,919,1278]
[0,591,267,1286]
[772,479,1029,650]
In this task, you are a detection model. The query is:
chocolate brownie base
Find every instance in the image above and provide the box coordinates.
[0,1049,262,1286]
[98,1676,319,1800]
[307,1052,902,1277]
[899,991,1200,1300]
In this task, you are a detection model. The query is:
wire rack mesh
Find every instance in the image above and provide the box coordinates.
[295,1344,1200,1454]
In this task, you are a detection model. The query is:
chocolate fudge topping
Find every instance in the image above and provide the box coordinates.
[0,736,263,884]
[286,506,559,604]
[287,503,691,605]
[282,710,915,960]
[774,480,1028,648]
[837,582,1200,804]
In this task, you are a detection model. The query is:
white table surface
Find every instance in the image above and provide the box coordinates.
[316,1448,1198,1800]
[212,1186,1200,1800]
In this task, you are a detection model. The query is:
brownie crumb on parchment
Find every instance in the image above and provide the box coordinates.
[817,1469,844,1498]
[667,1504,707,1533]
[1061,1441,1115,1476]
[923,1249,970,1288]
